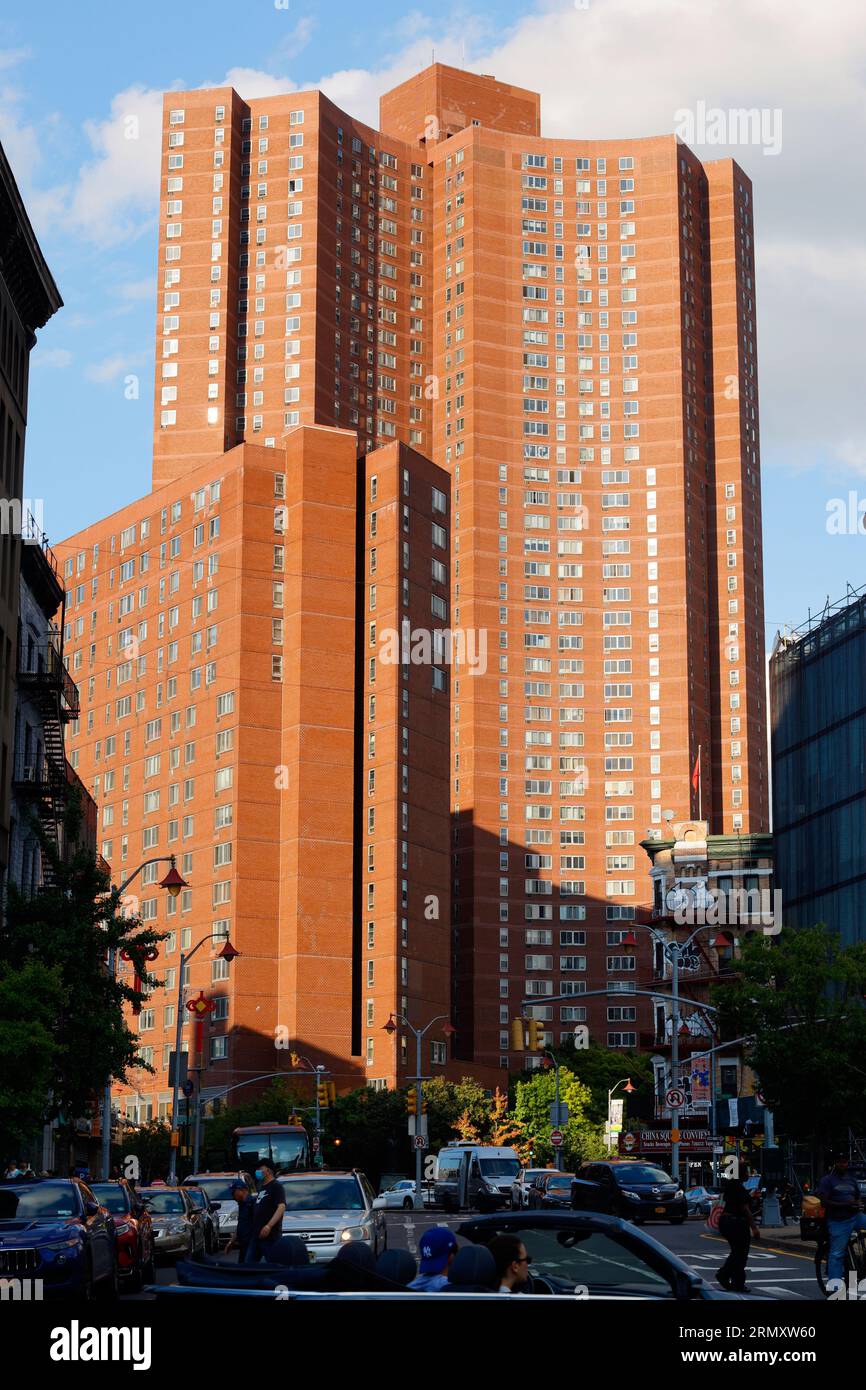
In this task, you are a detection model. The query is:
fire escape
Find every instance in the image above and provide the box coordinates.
[12,519,80,885]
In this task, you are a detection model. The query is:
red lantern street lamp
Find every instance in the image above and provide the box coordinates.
[710,932,734,949]
[218,940,240,962]
[621,931,639,950]
[158,860,187,899]
[382,1013,397,1035]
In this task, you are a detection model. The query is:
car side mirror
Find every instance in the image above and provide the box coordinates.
[674,1270,701,1301]
[210,1201,221,1209]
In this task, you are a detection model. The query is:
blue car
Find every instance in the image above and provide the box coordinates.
[0,1179,117,1299]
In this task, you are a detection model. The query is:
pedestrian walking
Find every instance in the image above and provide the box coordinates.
[716,1161,761,1292]
[224,1181,256,1263]
[779,1179,795,1227]
[407,1226,458,1290]
[817,1151,866,1286]
[243,1161,286,1264]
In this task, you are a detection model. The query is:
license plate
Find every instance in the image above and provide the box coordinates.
[655,1206,666,1214]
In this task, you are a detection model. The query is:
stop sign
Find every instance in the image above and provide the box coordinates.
[550,1129,563,1148]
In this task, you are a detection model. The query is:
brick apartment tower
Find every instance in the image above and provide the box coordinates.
[63,63,767,1106]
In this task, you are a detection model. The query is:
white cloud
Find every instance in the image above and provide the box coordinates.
[84,351,148,385]
[31,347,72,370]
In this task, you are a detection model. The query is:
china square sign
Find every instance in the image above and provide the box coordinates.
[619,1130,718,1154]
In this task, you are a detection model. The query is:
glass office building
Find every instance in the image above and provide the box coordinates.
[770,590,866,946]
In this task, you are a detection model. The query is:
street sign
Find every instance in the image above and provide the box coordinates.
[312,1136,320,1153]
[665,1086,686,1109]
[622,1132,638,1153]
[181,1078,195,1098]
[168,1051,188,1089]
[413,1134,428,1150]
[550,1129,563,1148]
[549,1102,569,1126]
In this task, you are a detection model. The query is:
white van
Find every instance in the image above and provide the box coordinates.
[433,1144,521,1213]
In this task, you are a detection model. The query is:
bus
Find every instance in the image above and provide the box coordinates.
[231,1123,312,1177]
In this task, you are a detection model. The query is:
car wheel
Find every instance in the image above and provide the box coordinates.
[402,1197,414,1209]
[96,1262,119,1301]
[669,1217,686,1225]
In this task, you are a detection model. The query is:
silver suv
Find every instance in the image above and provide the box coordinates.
[279,1171,386,1263]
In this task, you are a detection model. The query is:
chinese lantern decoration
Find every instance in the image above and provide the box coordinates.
[120,946,159,1015]
[186,990,217,1060]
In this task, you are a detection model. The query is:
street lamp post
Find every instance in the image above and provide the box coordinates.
[100,856,188,1179]
[607,1077,635,1153]
[383,1012,455,1211]
[621,920,728,1187]
[167,933,238,1184]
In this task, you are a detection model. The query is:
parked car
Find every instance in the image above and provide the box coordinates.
[373,1179,435,1210]
[140,1185,207,1261]
[90,1180,155,1291]
[433,1144,521,1212]
[183,1186,220,1253]
[185,1172,255,1247]
[528,1172,577,1210]
[0,1178,117,1299]
[279,1170,386,1262]
[685,1185,720,1216]
[510,1168,552,1210]
[572,1160,687,1224]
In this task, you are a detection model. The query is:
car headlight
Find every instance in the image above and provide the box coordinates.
[115,1222,132,1236]
[341,1225,371,1242]
[45,1238,81,1252]
[623,1190,641,1201]
[168,1221,188,1234]
[674,1190,685,1201]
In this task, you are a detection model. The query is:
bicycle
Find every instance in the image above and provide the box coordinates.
[815,1216,866,1297]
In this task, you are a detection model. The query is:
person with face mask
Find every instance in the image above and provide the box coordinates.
[487,1233,532,1293]
[244,1161,286,1264]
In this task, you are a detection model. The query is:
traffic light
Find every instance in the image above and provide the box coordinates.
[289,1051,300,1068]
[288,1111,301,1127]
[510,1018,524,1051]
[526,1018,542,1051]
[327,1081,336,1105]
[317,1082,329,1108]
[407,1091,417,1116]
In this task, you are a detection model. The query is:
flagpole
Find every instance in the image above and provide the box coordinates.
[698,744,702,823]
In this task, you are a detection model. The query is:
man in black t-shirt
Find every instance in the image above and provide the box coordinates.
[243,1162,286,1264]
[716,1161,761,1292]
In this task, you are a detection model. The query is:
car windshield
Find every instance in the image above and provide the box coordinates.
[142,1191,185,1215]
[476,1224,674,1294]
[90,1185,130,1213]
[0,1184,81,1219]
[283,1179,364,1211]
[479,1160,520,1178]
[546,1176,574,1190]
[615,1166,674,1184]
[187,1179,238,1201]
[186,1190,205,1208]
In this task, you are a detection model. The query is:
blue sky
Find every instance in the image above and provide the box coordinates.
[4,0,866,647]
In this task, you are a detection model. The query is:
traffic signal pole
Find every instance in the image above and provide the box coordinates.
[414,1029,423,1213]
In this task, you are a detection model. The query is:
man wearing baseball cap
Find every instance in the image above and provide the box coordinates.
[408,1225,459,1291]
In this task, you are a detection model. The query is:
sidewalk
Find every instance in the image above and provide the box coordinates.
[756,1223,813,1251]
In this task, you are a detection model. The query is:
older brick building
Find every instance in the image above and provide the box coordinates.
[62,62,768,1110]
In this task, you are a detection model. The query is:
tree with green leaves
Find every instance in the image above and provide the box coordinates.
[712,923,866,1147]
[542,1042,656,1129]
[0,794,165,1151]
[512,1066,608,1170]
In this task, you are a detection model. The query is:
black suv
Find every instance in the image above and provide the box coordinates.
[572,1160,687,1225]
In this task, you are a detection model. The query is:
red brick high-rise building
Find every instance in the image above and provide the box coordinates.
[62,63,767,1113]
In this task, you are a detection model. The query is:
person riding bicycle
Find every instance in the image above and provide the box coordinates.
[817,1150,866,1286]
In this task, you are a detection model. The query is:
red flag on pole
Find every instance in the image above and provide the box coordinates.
[691,748,701,792]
